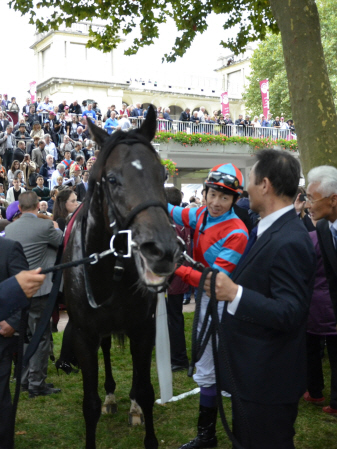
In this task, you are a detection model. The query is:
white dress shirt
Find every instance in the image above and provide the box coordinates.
[227,204,294,315]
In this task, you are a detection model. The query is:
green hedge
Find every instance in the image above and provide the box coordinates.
[154,131,298,152]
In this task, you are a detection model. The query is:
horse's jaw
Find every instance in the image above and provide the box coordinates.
[134,252,169,287]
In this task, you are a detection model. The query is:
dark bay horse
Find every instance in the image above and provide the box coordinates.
[62,106,180,449]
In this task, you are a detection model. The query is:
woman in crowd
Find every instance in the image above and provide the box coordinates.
[13,169,26,188]
[304,230,337,416]
[30,121,44,139]
[0,156,8,192]
[68,114,79,136]
[58,112,67,142]
[169,163,248,449]
[53,188,79,232]
[8,160,21,187]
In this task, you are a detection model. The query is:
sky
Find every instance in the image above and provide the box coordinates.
[1,3,232,107]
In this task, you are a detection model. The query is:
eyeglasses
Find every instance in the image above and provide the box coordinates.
[207,171,242,190]
[304,195,330,205]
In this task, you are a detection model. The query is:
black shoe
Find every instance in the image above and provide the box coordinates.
[178,405,217,449]
[28,385,61,398]
[183,298,191,305]
[21,384,29,392]
[172,364,189,372]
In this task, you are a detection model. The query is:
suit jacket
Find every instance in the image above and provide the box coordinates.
[316,219,337,319]
[0,120,9,132]
[0,238,29,355]
[179,111,191,122]
[220,209,316,404]
[75,182,88,202]
[5,214,63,296]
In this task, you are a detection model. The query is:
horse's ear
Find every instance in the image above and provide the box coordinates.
[137,105,157,142]
[87,119,108,147]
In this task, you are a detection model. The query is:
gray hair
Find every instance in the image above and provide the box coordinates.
[44,133,50,139]
[307,165,337,196]
[57,163,65,171]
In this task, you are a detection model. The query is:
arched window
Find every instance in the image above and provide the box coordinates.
[168,105,183,120]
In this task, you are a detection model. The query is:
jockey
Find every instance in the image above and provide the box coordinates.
[168,163,248,449]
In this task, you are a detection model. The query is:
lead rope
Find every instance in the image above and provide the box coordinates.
[190,269,250,449]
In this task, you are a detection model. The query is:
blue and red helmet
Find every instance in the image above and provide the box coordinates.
[205,163,244,195]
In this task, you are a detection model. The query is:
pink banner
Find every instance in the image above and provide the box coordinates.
[29,81,37,103]
[259,79,269,118]
[220,92,230,115]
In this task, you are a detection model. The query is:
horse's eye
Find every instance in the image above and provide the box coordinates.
[108,176,117,185]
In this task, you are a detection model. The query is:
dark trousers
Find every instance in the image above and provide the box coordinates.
[0,347,15,449]
[166,293,189,367]
[232,398,298,449]
[3,150,13,172]
[306,333,337,408]
[22,295,51,390]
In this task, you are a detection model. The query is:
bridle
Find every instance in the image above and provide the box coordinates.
[80,157,172,308]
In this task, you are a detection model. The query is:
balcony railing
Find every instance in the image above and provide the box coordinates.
[127,118,297,140]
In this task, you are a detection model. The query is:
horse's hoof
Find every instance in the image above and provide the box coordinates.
[102,403,118,414]
[101,394,118,415]
[128,412,144,426]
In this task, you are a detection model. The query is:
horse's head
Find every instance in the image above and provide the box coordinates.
[86,106,180,287]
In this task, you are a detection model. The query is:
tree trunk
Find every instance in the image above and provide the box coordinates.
[269,0,337,178]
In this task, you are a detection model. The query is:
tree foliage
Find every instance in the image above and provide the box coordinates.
[242,0,337,119]
[9,0,278,60]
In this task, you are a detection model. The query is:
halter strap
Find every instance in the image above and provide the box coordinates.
[122,200,168,230]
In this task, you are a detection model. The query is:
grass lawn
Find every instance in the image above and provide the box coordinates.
[12,312,337,449]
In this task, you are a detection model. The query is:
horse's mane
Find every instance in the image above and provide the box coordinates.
[82,128,160,216]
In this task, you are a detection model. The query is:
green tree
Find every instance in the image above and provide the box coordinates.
[243,0,337,121]
[9,0,337,175]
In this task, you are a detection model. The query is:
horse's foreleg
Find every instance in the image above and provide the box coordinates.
[72,329,101,449]
[129,323,158,449]
[100,336,117,414]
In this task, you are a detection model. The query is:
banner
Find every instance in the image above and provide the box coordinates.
[29,81,37,103]
[220,92,230,115]
[259,79,269,118]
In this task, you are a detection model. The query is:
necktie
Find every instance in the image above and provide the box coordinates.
[330,226,337,251]
[236,226,258,269]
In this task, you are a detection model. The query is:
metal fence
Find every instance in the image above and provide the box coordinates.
[127,118,297,140]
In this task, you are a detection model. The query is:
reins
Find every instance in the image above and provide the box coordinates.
[190,268,250,449]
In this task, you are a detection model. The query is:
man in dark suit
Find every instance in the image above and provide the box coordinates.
[205,149,316,449]
[0,239,45,449]
[0,112,9,132]
[75,170,89,202]
[307,165,337,321]
[6,191,63,398]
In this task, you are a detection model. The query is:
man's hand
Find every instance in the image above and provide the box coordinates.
[204,272,238,302]
[15,268,46,298]
[0,320,15,337]
[53,220,59,229]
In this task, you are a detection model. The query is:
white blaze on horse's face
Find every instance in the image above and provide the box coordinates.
[131,160,143,170]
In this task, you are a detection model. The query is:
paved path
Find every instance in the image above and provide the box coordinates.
[57,298,196,332]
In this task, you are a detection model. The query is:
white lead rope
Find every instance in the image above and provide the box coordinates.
[155,291,173,404]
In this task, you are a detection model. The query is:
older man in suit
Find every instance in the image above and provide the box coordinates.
[306,166,337,417]
[5,191,63,398]
[205,149,316,449]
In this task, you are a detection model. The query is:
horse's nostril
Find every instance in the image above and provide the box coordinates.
[140,242,165,261]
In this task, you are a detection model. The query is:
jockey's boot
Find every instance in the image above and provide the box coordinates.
[178,404,217,448]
